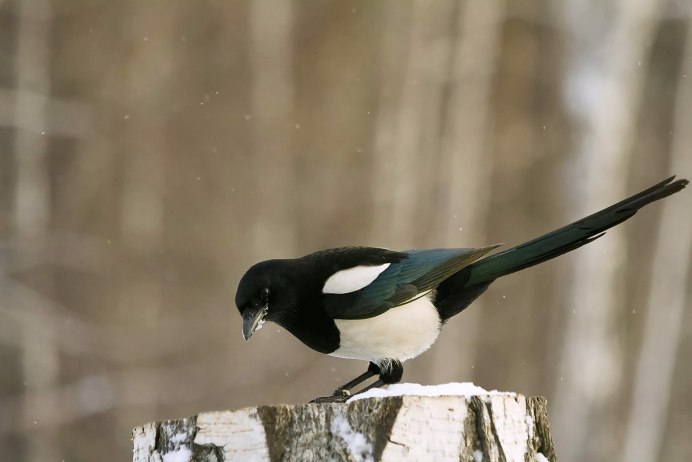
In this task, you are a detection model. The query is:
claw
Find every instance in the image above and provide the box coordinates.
[310,394,350,404]
[333,388,351,398]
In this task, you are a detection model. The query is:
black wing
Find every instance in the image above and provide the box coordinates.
[323,245,500,320]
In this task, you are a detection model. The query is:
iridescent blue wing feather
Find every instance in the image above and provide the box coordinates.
[323,246,499,320]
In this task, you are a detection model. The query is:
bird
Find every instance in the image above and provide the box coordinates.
[235,176,688,402]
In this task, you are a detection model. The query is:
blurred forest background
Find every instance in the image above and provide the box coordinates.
[1,0,691,461]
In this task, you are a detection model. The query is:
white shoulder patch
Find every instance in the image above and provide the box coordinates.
[322,263,391,294]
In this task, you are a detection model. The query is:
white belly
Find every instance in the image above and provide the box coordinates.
[330,295,441,363]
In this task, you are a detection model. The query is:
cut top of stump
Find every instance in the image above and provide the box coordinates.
[132,382,556,462]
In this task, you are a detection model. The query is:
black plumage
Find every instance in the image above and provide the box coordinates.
[235,176,688,402]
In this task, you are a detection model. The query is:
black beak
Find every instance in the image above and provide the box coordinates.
[242,305,268,340]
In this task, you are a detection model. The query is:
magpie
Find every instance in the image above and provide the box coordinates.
[235,176,688,402]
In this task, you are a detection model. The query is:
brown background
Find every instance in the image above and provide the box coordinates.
[1,1,691,461]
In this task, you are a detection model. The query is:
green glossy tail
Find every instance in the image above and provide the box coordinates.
[465,176,688,285]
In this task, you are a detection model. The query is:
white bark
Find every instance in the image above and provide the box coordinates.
[132,393,556,462]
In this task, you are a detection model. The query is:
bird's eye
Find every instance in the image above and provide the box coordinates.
[260,287,270,303]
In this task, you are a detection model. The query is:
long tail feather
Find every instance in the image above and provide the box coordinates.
[465,176,688,285]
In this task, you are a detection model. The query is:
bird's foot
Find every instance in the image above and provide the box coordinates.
[309,388,350,404]
[333,387,350,398]
[309,360,397,404]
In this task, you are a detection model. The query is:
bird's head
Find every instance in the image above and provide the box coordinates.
[235,260,295,340]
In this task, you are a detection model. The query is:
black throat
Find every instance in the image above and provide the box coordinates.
[272,260,341,354]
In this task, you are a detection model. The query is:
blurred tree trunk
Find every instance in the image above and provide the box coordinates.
[552,1,664,461]
[472,1,566,395]
[249,0,296,256]
[369,0,411,245]
[621,27,692,462]
[116,2,175,444]
[12,0,59,460]
[371,0,455,248]
[428,0,504,382]
[119,4,171,317]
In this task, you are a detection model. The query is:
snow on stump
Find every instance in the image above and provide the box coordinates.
[131,383,557,462]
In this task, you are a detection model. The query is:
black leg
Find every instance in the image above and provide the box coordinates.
[333,362,380,395]
[309,363,380,403]
[353,379,384,395]
[310,360,404,403]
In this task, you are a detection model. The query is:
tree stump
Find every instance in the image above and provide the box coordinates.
[132,386,556,461]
